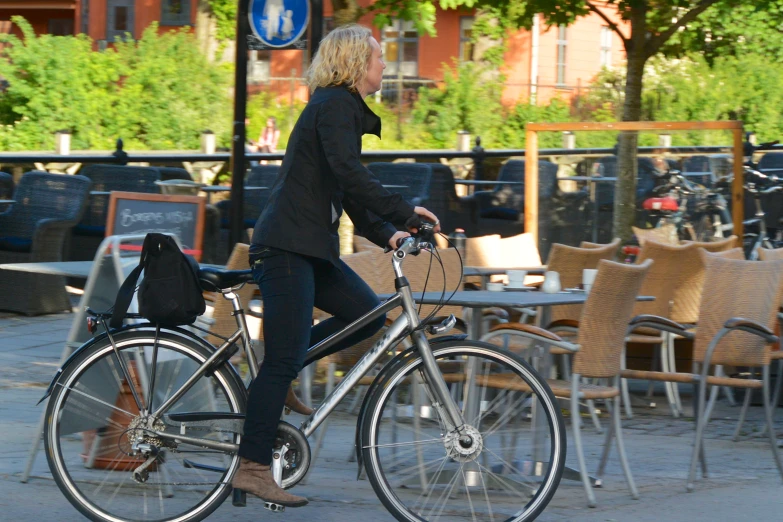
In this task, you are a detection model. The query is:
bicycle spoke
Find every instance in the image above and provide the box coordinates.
[364,344,564,521]
[46,335,244,522]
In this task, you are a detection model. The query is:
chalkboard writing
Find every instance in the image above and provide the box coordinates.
[106,192,206,260]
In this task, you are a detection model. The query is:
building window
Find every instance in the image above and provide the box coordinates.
[248,50,271,84]
[48,19,75,36]
[81,0,90,34]
[382,19,418,77]
[556,25,567,86]
[322,16,335,37]
[107,0,135,41]
[161,0,191,26]
[600,26,612,67]
[459,17,474,62]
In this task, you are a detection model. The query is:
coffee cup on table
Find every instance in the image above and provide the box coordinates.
[582,268,598,293]
[487,282,504,292]
[506,270,528,288]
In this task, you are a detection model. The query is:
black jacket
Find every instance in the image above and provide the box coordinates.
[251,85,415,265]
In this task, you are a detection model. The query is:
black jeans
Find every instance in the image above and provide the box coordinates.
[238,246,385,464]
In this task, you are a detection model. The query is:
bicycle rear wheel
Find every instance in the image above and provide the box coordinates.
[361,340,565,522]
[44,329,246,522]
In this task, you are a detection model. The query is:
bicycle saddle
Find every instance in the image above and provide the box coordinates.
[198,267,253,291]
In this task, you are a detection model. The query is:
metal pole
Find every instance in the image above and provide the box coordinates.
[229,0,250,252]
[397,69,403,142]
[309,0,323,56]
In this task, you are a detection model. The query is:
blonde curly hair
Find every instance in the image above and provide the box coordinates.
[307,24,373,92]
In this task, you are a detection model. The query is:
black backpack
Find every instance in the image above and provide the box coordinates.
[110,233,206,329]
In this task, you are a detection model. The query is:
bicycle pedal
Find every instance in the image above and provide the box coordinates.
[232,487,247,507]
[264,501,285,513]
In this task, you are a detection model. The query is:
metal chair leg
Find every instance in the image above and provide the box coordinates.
[597,395,616,479]
[612,378,639,499]
[667,334,684,414]
[733,386,753,441]
[659,338,679,418]
[621,376,634,419]
[687,377,710,491]
[571,376,597,507]
[762,365,783,480]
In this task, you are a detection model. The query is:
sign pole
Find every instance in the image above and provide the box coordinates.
[310,0,323,57]
[229,0,251,253]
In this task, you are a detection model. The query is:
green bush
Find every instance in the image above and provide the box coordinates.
[0,17,231,151]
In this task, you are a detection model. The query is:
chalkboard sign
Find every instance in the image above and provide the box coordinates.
[106,191,206,260]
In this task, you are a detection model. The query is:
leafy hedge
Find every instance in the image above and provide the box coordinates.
[2,16,782,153]
[0,18,232,151]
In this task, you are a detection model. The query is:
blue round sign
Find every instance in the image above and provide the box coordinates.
[248,0,310,49]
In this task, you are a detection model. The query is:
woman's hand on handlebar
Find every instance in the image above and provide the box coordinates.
[388,231,411,250]
[410,206,442,234]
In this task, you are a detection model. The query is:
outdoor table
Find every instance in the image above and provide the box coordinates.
[200,185,268,203]
[560,176,618,243]
[454,180,523,186]
[381,289,653,486]
[463,265,548,288]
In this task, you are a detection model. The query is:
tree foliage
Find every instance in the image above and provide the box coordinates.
[0,18,231,151]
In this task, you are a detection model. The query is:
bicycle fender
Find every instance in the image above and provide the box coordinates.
[37,323,242,405]
[352,334,467,477]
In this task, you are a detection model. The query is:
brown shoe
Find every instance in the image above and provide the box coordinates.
[231,457,308,507]
[285,385,314,416]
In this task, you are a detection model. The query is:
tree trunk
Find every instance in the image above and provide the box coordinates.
[195,0,218,60]
[613,54,646,243]
[613,6,648,243]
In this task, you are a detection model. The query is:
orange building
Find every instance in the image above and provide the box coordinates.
[0,0,195,43]
[0,0,627,105]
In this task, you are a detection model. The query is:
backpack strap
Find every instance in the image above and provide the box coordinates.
[109,234,156,329]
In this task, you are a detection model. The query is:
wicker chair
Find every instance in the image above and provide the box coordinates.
[0,172,91,315]
[483,240,619,432]
[681,155,714,187]
[204,243,256,345]
[732,246,783,437]
[428,163,479,236]
[672,235,739,324]
[216,165,279,231]
[157,167,193,181]
[70,164,161,261]
[352,234,382,253]
[365,163,433,211]
[546,240,620,329]
[621,254,783,491]
[621,241,697,418]
[308,249,400,470]
[632,224,679,246]
[0,171,13,211]
[475,259,652,507]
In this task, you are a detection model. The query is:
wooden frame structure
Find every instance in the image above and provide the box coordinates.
[524,121,745,245]
[106,191,206,260]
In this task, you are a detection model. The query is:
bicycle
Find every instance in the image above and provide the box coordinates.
[40,224,566,522]
[740,171,783,259]
[642,170,732,242]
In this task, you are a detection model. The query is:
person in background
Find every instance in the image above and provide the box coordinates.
[257,116,281,154]
[231,23,440,508]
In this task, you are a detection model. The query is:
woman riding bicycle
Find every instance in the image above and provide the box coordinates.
[232,24,441,507]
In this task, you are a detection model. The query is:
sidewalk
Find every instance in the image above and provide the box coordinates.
[1,310,781,521]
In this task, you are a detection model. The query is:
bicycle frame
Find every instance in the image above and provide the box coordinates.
[134,240,467,452]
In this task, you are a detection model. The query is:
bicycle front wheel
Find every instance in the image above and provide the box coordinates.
[361,340,565,522]
[44,328,247,522]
